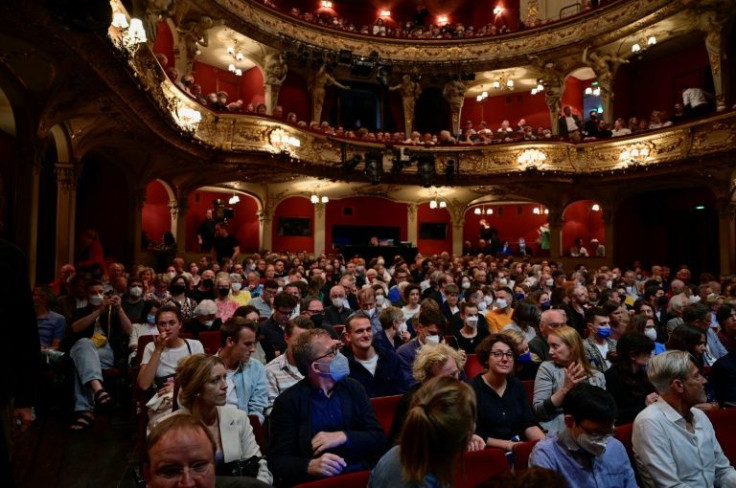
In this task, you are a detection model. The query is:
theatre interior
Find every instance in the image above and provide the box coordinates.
[2,0,736,485]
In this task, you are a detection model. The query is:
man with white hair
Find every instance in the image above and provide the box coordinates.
[632,350,736,487]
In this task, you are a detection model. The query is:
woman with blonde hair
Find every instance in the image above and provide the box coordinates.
[369,376,477,487]
[162,354,272,484]
[532,325,605,434]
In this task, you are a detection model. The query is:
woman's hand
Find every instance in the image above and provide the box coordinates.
[154,331,168,353]
[645,392,660,405]
[562,362,587,393]
[467,434,485,452]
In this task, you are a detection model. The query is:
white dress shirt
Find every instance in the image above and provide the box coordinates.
[633,400,736,487]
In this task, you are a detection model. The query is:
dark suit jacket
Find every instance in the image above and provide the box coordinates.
[258,317,287,362]
[557,113,582,138]
[323,305,352,328]
[711,351,736,407]
[268,378,386,485]
[343,345,410,398]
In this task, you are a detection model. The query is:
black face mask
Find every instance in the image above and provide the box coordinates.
[203,279,214,289]
[217,288,230,297]
[311,313,324,327]
[658,296,669,308]
[170,284,186,295]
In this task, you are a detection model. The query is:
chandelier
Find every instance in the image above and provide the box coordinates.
[632,35,657,53]
[473,206,494,215]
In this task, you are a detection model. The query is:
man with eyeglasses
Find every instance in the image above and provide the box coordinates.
[323,285,352,328]
[249,279,278,318]
[531,383,637,487]
[529,309,566,362]
[301,296,339,339]
[268,328,386,485]
[258,291,298,362]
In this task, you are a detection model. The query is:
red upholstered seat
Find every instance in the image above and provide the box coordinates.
[454,447,511,487]
[333,324,345,336]
[248,414,267,455]
[706,407,736,465]
[522,380,535,407]
[370,394,402,435]
[464,354,484,379]
[614,422,635,466]
[513,439,540,473]
[197,330,221,354]
[293,470,371,488]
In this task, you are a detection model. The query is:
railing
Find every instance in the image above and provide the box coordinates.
[560,2,583,19]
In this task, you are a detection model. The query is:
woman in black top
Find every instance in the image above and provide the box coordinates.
[604,332,658,425]
[471,334,545,452]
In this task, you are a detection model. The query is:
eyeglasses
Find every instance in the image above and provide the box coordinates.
[154,460,213,480]
[312,346,339,363]
[489,350,514,360]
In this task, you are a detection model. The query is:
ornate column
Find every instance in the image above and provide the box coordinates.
[28,160,41,282]
[717,199,736,274]
[171,195,189,256]
[698,9,729,111]
[547,208,564,259]
[407,203,418,247]
[313,202,326,255]
[389,74,422,139]
[263,51,288,114]
[54,161,79,273]
[443,80,467,136]
[582,48,628,125]
[447,201,465,256]
[258,197,274,252]
[601,206,615,265]
[543,77,565,135]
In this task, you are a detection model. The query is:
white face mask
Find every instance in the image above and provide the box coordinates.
[89,294,103,307]
[689,295,701,304]
[203,319,214,327]
[397,322,408,335]
[546,278,554,287]
[644,328,657,341]
[376,295,385,306]
[606,280,613,289]
[231,282,242,292]
[425,334,440,344]
[466,315,479,328]
[484,296,494,305]
[498,278,508,286]
[331,297,344,308]
[577,433,611,458]
[477,301,488,312]
[168,271,177,280]
[462,281,471,289]
[495,298,508,310]
[129,286,142,298]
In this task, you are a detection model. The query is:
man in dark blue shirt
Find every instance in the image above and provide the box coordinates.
[268,328,386,485]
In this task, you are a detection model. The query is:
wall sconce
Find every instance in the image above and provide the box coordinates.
[530,83,544,95]
[321,1,333,9]
[310,194,329,205]
[493,5,505,16]
[437,15,449,26]
[473,206,493,215]
[476,91,489,102]
[173,106,202,133]
[429,199,447,209]
[584,82,601,96]
[532,206,549,215]
[380,9,391,17]
[632,35,657,53]
[619,143,652,167]
[591,203,601,211]
[517,149,547,170]
[229,195,240,205]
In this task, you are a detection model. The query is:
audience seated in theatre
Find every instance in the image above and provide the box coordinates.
[472,334,545,451]
[682,302,728,365]
[604,332,659,425]
[268,328,385,485]
[128,300,160,365]
[258,291,298,363]
[34,284,66,355]
[377,306,411,350]
[453,301,489,355]
[504,300,540,344]
[633,350,736,487]
[627,314,666,354]
[369,376,483,487]
[168,274,197,324]
[486,287,514,334]
[187,300,220,339]
[500,328,540,381]
[341,311,410,398]
[248,279,277,318]
[265,316,312,414]
[611,117,632,137]
[716,304,736,352]
[300,295,338,340]
[666,324,719,411]
[397,308,447,386]
[530,383,637,487]
[154,354,272,484]
[583,307,617,373]
[533,325,605,435]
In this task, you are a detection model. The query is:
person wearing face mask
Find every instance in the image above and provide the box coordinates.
[323,285,353,329]
[128,300,161,365]
[485,288,514,334]
[168,274,197,324]
[188,300,220,338]
[531,383,637,487]
[301,296,339,339]
[268,329,386,485]
[378,306,412,350]
[67,280,133,430]
[357,288,382,336]
[439,284,461,321]
[500,329,540,381]
[214,276,238,323]
[259,292,299,362]
[604,332,658,425]
[397,308,447,386]
[454,303,488,354]
[583,307,618,373]
[627,315,666,355]
[189,270,216,304]
[122,278,146,323]
[504,301,540,344]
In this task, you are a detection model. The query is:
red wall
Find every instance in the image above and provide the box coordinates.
[191,61,265,104]
[142,180,171,244]
[185,190,260,253]
[152,21,175,67]
[272,196,315,253]
[463,203,550,254]
[461,91,550,130]
[279,72,311,122]
[325,197,408,251]
[561,200,605,254]
[562,76,584,117]
[613,42,710,121]
[416,203,452,255]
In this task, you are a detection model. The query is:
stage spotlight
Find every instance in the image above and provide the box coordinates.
[417,156,436,188]
[365,152,383,185]
[445,159,456,182]
[342,155,362,174]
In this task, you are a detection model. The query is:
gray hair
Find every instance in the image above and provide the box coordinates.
[193,299,217,316]
[293,328,331,376]
[647,350,693,394]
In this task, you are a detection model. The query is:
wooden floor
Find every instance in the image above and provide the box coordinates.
[12,405,139,488]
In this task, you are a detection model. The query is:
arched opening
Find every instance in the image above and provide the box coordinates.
[463,202,550,256]
[561,200,605,258]
[185,187,261,254]
[141,179,174,249]
[414,86,451,134]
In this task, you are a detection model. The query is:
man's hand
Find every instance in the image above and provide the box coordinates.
[307,453,346,477]
[311,431,347,455]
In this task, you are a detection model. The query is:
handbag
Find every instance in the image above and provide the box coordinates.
[216,456,261,477]
[90,331,108,348]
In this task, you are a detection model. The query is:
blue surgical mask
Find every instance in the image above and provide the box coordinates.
[597,326,612,339]
[514,293,525,301]
[541,301,551,311]
[518,351,532,363]
[146,314,156,325]
[319,352,350,382]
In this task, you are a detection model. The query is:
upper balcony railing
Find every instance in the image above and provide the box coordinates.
[203,0,690,68]
[115,40,735,184]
